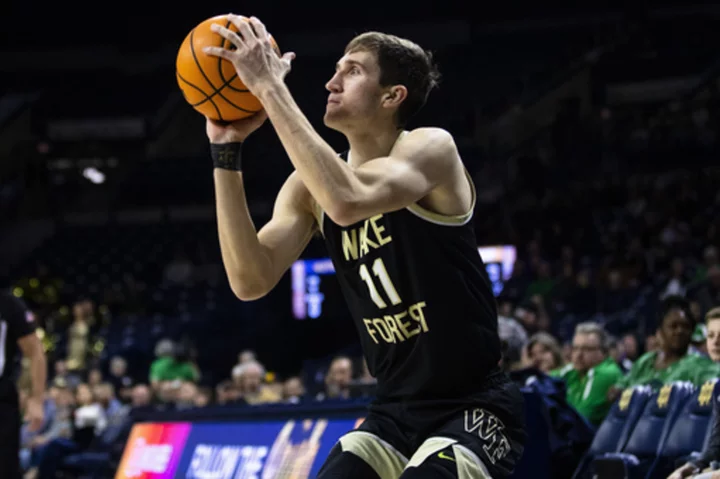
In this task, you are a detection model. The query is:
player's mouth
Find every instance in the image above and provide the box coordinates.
[327,97,341,105]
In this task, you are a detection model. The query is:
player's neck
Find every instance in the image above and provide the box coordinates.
[345,127,404,167]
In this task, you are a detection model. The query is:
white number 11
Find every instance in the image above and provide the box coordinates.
[358,258,402,309]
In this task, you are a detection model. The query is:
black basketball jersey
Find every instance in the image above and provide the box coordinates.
[317,151,501,402]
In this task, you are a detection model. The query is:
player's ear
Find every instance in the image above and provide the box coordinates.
[382,85,407,109]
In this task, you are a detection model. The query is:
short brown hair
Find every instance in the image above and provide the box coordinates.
[345,32,440,127]
[706,307,720,323]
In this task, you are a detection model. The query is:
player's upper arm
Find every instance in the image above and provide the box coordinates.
[330,127,457,226]
[17,330,43,358]
[253,172,318,298]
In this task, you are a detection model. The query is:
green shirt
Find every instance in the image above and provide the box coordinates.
[149,357,199,383]
[551,358,624,425]
[615,351,719,390]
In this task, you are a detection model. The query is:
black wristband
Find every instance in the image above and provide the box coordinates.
[211,142,243,171]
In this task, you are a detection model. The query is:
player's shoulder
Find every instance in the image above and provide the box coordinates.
[399,127,456,149]
[395,127,459,168]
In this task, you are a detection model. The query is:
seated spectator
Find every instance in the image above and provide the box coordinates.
[607,335,633,374]
[31,383,107,479]
[499,312,529,369]
[107,356,134,403]
[232,361,280,405]
[149,341,199,388]
[523,332,565,373]
[86,367,103,388]
[551,322,624,425]
[215,380,242,405]
[667,307,720,479]
[611,296,717,400]
[316,356,354,401]
[282,377,306,404]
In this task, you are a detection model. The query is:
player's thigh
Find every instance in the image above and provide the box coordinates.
[317,430,409,479]
[400,406,525,479]
[398,438,492,479]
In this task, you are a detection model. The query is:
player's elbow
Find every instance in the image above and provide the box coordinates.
[325,200,361,227]
[228,274,272,301]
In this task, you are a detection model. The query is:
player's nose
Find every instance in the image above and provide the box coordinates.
[325,74,342,93]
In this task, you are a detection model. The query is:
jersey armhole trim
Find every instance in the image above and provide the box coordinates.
[406,169,476,226]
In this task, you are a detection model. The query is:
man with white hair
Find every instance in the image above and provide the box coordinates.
[551,322,623,425]
[232,361,280,405]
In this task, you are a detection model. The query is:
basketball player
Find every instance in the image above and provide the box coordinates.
[204,16,526,478]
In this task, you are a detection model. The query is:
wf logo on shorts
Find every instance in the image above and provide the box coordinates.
[463,408,511,465]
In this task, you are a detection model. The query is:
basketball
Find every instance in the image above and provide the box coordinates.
[175,15,280,122]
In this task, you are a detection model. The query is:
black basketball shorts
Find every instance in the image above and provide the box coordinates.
[317,373,526,478]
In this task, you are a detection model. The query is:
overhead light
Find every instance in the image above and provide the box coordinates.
[82,167,106,184]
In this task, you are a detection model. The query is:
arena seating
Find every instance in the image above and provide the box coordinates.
[572,380,720,479]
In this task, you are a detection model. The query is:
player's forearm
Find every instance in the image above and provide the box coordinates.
[213,170,274,299]
[258,82,359,221]
[29,350,46,401]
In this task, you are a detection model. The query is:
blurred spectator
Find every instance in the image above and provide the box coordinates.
[523,332,565,373]
[693,265,720,316]
[31,384,107,479]
[107,356,134,403]
[130,384,152,408]
[232,361,280,405]
[176,382,199,410]
[607,335,633,373]
[282,377,306,404]
[194,387,212,408]
[232,349,258,378]
[52,360,81,390]
[149,340,199,389]
[86,368,103,388]
[660,257,691,299]
[92,383,123,422]
[515,297,550,335]
[215,380,242,405]
[551,322,623,425]
[621,333,640,363]
[67,301,92,371]
[316,356,354,401]
[499,311,529,369]
[611,296,717,399]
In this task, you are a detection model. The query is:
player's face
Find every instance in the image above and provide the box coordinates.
[324,51,388,130]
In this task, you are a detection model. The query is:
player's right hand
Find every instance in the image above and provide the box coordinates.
[206,110,268,143]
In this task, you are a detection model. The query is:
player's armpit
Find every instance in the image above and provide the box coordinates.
[331,128,458,226]
[245,172,317,299]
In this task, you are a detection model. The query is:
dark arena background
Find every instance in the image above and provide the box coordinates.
[3,0,720,477]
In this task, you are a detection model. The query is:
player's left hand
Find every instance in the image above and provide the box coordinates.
[204,15,295,96]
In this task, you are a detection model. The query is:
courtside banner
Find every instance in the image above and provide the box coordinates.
[115,417,364,479]
[115,422,192,479]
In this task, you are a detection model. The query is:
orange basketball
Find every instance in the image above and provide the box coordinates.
[175,15,280,122]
